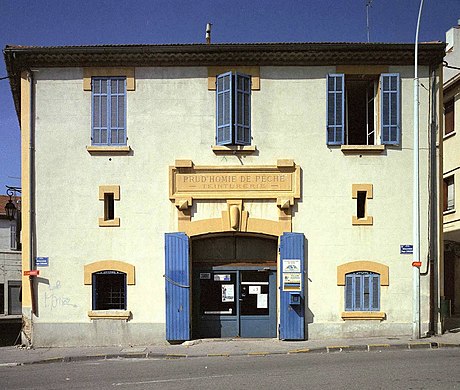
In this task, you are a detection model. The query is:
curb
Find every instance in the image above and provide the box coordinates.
[5,342,460,366]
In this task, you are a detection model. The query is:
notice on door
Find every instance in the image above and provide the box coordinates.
[257,293,268,309]
[222,284,234,302]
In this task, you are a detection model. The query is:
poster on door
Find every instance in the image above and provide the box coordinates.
[222,284,234,302]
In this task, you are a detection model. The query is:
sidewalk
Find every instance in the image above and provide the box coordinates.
[1,331,459,366]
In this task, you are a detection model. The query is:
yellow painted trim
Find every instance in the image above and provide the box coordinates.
[84,260,135,285]
[212,145,257,154]
[175,159,194,168]
[336,65,389,74]
[208,66,260,90]
[337,261,389,286]
[83,67,135,90]
[88,310,131,320]
[20,71,32,308]
[341,145,385,154]
[99,185,120,200]
[352,215,373,225]
[86,146,131,154]
[352,183,373,198]
[98,217,120,227]
[341,311,386,320]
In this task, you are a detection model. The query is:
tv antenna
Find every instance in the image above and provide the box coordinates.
[366,0,374,42]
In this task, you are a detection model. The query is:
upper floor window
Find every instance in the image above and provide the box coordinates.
[345,271,380,311]
[445,98,455,136]
[327,73,400,146]
[444,175,455,212]
[91,77,126,146]
[216,72,251,146]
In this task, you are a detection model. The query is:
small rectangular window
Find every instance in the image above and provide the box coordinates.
[445,99,455,136]
[10,223,17,250]
[8,282,21,315]
[92,271,127,310]
[444,176,455,212]
[104,193,115,221]
[357,191,367,219]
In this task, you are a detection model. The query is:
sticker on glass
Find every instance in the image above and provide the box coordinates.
[222,284,234,302]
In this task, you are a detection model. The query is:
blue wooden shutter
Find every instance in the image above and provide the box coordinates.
[279,232,305,340]
[371,273,380,311]
[216,72,233,145]
[345,275,354,311]
[381,73,400,145]
[92,77,126,146]
[92,78,108,145]
[109,78,127,145]
[326,74,345,145]
[165,232,190,341]
[235,73,251,145]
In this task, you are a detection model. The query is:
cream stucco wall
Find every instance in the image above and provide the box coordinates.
[29,65,436,345]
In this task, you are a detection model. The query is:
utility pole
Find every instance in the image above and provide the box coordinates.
[412,0,425,340]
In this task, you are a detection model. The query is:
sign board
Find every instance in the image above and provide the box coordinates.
[24,270,40,276]
[36,257,49,267]
[283,273,302,291]
[283,259,301,273]
[400,245,413,254]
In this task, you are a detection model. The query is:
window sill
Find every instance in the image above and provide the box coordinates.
[443,131,456,141]
[88,310,131,320]
[87,146,131,155]
[443,209,456,216]
[341,145,385,154]
[98,218,120,227]
[352,216,373,225]
[341,311,386,321]
[212,145,257,154]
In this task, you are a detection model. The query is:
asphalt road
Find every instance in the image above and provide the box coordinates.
[1,348,459,389]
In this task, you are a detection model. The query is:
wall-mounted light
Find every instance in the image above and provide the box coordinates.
[5,186,21,221]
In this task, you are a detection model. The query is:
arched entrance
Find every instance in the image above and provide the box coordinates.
[191,233,278,338]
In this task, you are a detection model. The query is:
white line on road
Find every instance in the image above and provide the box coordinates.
[112,374,233,386]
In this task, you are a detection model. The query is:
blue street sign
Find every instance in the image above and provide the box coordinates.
[36,257,49,267]
[400,245,413,255]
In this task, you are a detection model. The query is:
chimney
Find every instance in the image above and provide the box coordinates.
[206,23,212,44]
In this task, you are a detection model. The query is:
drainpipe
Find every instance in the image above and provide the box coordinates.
[28,70,36,316]
[412,0,424,340]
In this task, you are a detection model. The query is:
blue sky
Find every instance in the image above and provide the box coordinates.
[0,0,459,192]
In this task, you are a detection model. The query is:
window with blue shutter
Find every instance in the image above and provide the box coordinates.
[326,74,345,145]
[345,272,380,311]
[326,73,400,146]
[380,73,400,145]
[92,77,126,146]
[216,72,251,146]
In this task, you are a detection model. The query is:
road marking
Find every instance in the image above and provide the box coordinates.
[113,374,233,386]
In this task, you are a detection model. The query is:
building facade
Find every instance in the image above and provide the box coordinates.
[443,21,460,327]
[0,195,22,345]
[4,42,444,347]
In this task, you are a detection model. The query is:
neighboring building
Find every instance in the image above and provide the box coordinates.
[0,195,22,345]
[4,41,444,347]
[443,20,460,328]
